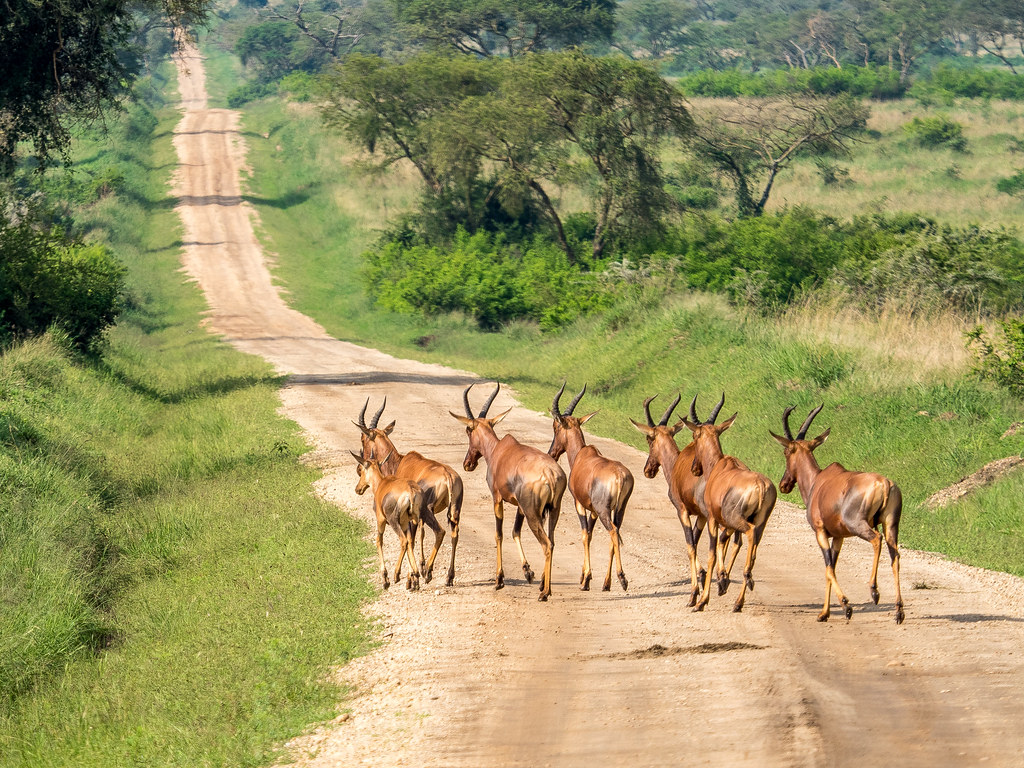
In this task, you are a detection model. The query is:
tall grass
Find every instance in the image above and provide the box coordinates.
[0,63,374,767]
[236,92,1024,576]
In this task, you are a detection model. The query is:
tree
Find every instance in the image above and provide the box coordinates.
[690,94,868,217]
[257,0,397,61]
[613,0,696,59]
[956,0,1024,74]
[0,1,211,172]
[392,0,616,57]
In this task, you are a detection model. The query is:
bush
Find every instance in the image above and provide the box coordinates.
[967,319,1024,398]
[1,205,126,350]
[362,229,615,330]
[675,65,907,100]
[903,115,968,152]
[226,81,275,108]
[996,170,1024,199]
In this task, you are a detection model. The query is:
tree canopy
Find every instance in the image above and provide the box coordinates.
[0,0,211,171]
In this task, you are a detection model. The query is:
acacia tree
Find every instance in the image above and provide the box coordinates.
[612,0,697,59]
[392,0,616,57]
[690,94,867,217]
[0,0,211,171]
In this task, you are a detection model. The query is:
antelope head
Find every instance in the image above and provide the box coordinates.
[678,393,737,477]
[353,397,396,463]
[629,392,684,478]
[449,383,510,472]
[770,404,830,494]
[350,449,392,495]
[548,382,597,461]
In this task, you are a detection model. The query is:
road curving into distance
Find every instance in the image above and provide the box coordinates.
[171,43,1024,768]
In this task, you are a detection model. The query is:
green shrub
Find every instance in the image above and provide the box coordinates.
[226,81,275,108]
[675,65,906,100]
[277,71,317,102]
[0,208,126,350]
[967,319,1024,397]
[996,169,1024,199]
[362,229,615,330]
[903,115,968,152]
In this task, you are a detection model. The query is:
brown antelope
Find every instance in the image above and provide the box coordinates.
[450,383,567,601]
[350,450,424,591]
[771,405,905,624]
[548,383,634,592]
[354,398,463,586]
[680,394,777,613]
[630,393,735,606]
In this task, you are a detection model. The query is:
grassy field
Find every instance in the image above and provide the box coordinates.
[0,65,374,766]
[770,99,1024,229]
[231,91,1024,575]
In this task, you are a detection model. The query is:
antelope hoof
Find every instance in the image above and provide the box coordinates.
[717,577,729,596]
[687,590,699,608]
[895,605,905,625]
[538,592,549,602]
[445,570,455,588]
[423,568,433,584]
[733,601,744,613]
[817,612,829,622]
[693,601,707,613]
[618,573,628,591]
[842,598,853,620]
[580,569,586,585]
[870,586,880,604]
[745,574,755,591]
[382,573,390,590]
[495,572,504,590]
[581,573,592,591]
[523,565,535,584]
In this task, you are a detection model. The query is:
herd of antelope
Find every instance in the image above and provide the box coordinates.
[351,382,905,624]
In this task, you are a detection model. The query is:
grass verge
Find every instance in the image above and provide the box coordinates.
[0,63,374,767]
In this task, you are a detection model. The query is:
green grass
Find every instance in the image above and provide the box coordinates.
[236,92,1024,577]
[0,64,374,766]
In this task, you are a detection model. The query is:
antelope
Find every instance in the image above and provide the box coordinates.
[354,398,463,586]
[630,393,734,606]
[350,450,424,591]
[680,394,777,613]
[450,383,567,601]
[771,405,905,624]
[548,383,634,592]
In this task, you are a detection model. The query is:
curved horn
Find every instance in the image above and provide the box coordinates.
[782,405,796,440]
[566,384,587,416]
[642,395,657,427]
[659,393,681,426]
[357,398,369,428]
[797,403,824,440]
[689,394,699,424]
[552,381,566,419]
[708,393,726,424]
[479,382,500,418]
[369,397,387,429]
[462,384,474,418]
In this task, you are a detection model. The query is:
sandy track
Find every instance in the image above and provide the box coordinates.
[171,46,1024,767]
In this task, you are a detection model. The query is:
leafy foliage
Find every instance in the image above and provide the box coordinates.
[903,115,968,152]
[675,65,907,99]
[0,202,126,351]
[996,169,1024,199]
[967,320,1024,398]
[361,228,616,329]
[0,0,211,171]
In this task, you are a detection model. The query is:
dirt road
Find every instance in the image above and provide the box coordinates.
[172,45,1024,767]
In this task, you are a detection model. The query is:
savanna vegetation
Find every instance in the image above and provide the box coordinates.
[4,0,1024,764]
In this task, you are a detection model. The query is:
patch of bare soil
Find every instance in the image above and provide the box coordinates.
[172,45,1024,768]
[925,456,1024,509]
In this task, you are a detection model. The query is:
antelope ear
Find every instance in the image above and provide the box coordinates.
[579,410,598,425]
[351,421,372,436]
[679,417,700,433]
[810,428,831,448]
[489,406,512,425]
[769,430,790,448]
[449,411,474,426]
[629,418,654,436]
[716,413,738,433]
[382,420,396,435]
[669,420,687,436]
